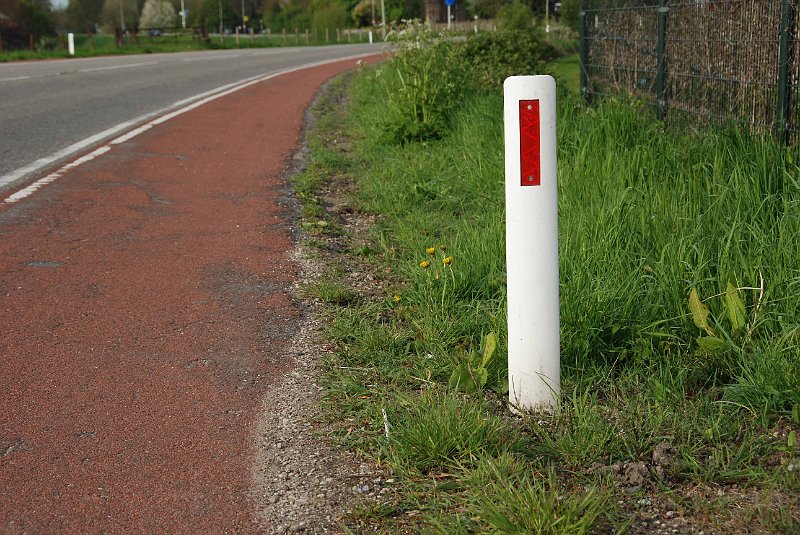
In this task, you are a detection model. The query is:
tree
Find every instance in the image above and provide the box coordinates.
[465,0,504,20]
[262,0,310,32]
[188,0,232,32]
[311,0,346,34]
[1,0,56,38]
[18,0,54,36]
[66,0,105,31]
[139,0,176,28]
[101,0,140,31]
[559,0,578,31]
[495,0,532,30]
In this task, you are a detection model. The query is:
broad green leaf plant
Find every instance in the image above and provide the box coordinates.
[688,276,764,356]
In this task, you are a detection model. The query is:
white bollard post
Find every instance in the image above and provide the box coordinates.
[68,33,75,56]
[369,31,373,44]
[504,75,560,412]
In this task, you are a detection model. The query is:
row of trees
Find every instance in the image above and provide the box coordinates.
[1,0,578,46]
[0,0,181,38]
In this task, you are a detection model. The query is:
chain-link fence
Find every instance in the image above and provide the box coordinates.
[579,0,799,142]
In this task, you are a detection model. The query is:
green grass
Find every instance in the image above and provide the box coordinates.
[294,35,800,533]
[552,53,580,94]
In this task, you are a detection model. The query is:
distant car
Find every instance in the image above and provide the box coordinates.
[148,29,161,37]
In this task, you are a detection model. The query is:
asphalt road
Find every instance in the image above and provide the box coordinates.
[0,44,380,187]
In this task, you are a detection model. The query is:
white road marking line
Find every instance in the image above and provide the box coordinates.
[2,52,378,205]
[3,146,111,204]
[0,72,63,82]
[251,50,281,55]
[0,118,152,190]
[1,61,158,82]
[109,124,153,144]
[77,61,159,73]
[182,56,220,62]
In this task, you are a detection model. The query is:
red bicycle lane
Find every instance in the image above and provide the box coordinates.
[0,54,380,534]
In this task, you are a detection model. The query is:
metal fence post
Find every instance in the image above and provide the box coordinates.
[656,0,668,121]
[776,0,796,142]
[579,0,591,104]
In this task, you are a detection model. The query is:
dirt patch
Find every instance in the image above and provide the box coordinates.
[251,250,386,533]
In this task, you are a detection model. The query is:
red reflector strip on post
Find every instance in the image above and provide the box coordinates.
[519,99,541,186]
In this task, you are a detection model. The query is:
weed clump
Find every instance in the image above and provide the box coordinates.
[379,23,554,143]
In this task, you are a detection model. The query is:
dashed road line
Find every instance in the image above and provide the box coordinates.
[77,61,159,73]
[0,72,64,83]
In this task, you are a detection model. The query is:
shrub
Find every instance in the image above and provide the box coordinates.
[461,29,557,91]
[379,24,557,143]
[380,25,466,143]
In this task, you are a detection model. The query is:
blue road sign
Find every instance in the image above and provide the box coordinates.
[444,0,455,5]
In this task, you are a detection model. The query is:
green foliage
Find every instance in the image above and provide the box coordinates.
[477,468,613,534]
[190,0,241,32]
[263,0,311,32]
[304,278,359,306]
[495,0,534,30]
[379,26,555,143]
[351,0,422,26]
[449,332,504,393]
[66,0,105,32]
[465,0,505,20]
[379,26,465,143]
[387,389,516,474]
[559,0,580,32]
[311,0,348,33]
[688,281,753,346]
[461,29,557,91]
[15,0,55,38]
[725,346,800,415]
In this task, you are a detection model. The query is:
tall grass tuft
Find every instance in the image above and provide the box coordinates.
[386,389,516,475]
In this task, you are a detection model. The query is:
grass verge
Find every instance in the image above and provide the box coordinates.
[293,31,799,533]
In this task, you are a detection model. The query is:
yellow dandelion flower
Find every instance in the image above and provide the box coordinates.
[439,244,446,251]
[426,247,436,255]
[393,294,401,303]
[419,261,430,268]
[443,256,453,265]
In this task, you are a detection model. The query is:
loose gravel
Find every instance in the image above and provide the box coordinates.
[250,83,390,533]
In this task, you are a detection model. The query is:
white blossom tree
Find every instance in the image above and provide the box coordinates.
[139,0,176,29]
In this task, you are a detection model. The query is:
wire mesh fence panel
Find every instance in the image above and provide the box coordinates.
[581,0,800,142]
[583,1,660,102]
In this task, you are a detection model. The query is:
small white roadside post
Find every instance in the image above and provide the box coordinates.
[67,33,75,56]
[504,75,560,412]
